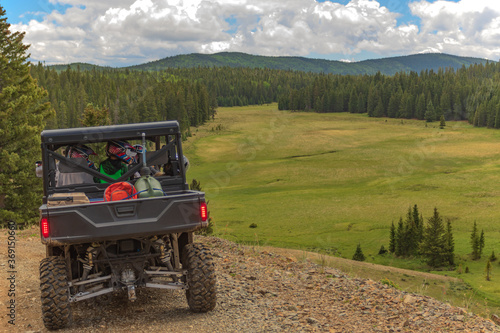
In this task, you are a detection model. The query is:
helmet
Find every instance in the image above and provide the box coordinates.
[183,155,190,172]
[66,144,97,169]
[133,144,145,154]
[106,140,134,164]
[131,144,146,164]
[174,154,189,172]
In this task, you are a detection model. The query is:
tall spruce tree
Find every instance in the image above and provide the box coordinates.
[395,217,404,256]
[0,7,53,224]
[415,93,426,120]
[425,100,436,122]
[486,260,492,281]
[389,221,396,253]
[80,103,110,127]
[405,205,419,256]
[479,230,485,258]
[420,208,448,267]
[445,218,455,266]
[471,221,480,260]
[352,244,366,261]
[392,205,422,257]
[413,205,424,246]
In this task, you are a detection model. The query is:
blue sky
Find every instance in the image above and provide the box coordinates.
[3,0,70,24]
[2,0,496,67]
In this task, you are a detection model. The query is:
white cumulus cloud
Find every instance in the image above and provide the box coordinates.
[409,0,500,58]
[8,0,500,66]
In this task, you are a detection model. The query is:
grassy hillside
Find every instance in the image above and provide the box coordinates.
[128,52,490,75]
[183,104,500,314]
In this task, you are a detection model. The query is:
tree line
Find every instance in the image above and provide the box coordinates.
[31,60,500,133]
[278,62,500,128]
[29,64,217,132]
[30,64,315,131]
[33,61,340,130]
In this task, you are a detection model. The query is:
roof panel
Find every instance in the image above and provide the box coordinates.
[41,121,180,144]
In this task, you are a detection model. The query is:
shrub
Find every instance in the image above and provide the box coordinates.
[190,179,202,191]
[197,218,214,236]
[380,278,400,290]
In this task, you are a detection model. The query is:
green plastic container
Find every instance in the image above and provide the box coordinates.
[134,175,163,198]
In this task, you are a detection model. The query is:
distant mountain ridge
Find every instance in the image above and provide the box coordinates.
[48,52,492,76]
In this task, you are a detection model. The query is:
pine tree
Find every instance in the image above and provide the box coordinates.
[352,243,366,261]
[418,213,424,243]
[387,93,400,118]
[366,84,378,116]
[356,92,366,113]
[399,91,413,119]
[415,93,426,120]
[395,217,404,256]
[479,230,485,259]
[348,88,357,113]
[439,115,446,129]
[453,93,463,120]
[413,205,424,245]
[440,89,452,120]
[405,205,419,256]
[373,97,385,117]
[470,221,480,260]
[0,6,54,224]
[445,218,455,266]
[419,208,448,267]
[80,103,110,127]
[486,260,492,281]
[424,100,436,122]
[389,221,396,253]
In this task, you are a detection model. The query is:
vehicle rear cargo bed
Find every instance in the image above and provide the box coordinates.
[40,190,206,245]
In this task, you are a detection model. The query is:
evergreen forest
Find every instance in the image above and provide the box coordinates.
[31,60,500,133]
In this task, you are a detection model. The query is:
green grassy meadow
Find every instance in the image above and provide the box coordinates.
[184,104,500,314]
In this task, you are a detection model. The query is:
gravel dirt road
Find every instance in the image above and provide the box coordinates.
[1,227,499,332]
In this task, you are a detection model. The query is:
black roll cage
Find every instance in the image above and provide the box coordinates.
[40,121,187,199]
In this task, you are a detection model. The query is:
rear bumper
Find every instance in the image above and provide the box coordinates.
[40,192,206,245]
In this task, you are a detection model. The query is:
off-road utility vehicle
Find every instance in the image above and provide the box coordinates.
[38,121,216,330]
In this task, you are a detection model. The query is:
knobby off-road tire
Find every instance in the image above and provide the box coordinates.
[183,243,217,312]
[40,256,72,330]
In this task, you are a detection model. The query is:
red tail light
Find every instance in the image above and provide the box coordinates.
[200,202,208,222]
[41,218,49,238]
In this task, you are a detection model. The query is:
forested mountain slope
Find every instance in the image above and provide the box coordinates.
[127,52,489,75]
[49,52,490,76]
